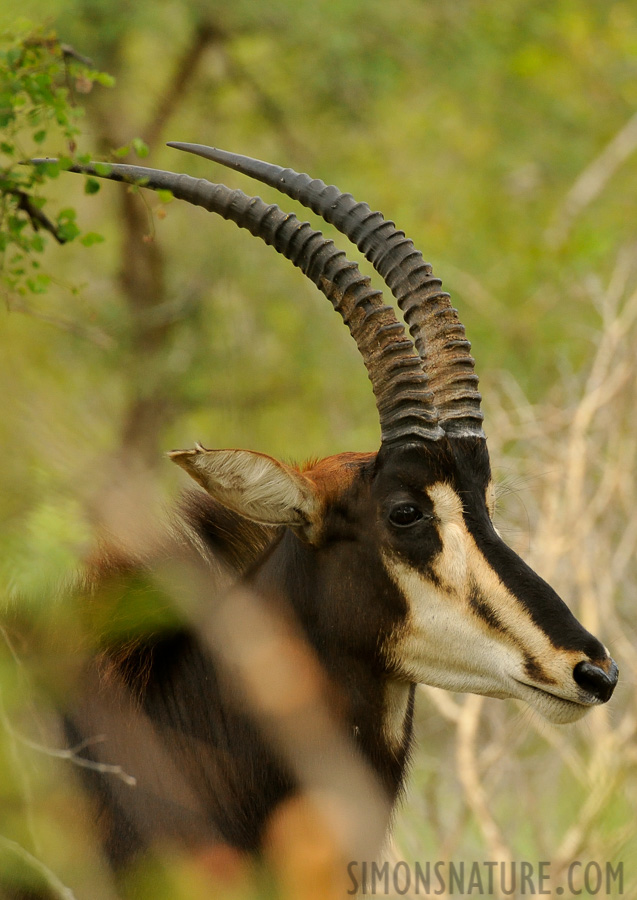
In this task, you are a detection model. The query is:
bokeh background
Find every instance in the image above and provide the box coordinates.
[1,2,636,897]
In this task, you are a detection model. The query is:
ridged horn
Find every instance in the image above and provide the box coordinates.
[168,143,484,439]
[32,158,444,445]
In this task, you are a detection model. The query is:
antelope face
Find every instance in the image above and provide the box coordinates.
[174,438,618,726]
[374,439,618,724]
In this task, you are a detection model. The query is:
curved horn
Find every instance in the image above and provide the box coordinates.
[34,159,443,445]
[168,143,484,439]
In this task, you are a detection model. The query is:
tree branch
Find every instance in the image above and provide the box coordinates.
[142,22,225,150]
[6,189,68,244]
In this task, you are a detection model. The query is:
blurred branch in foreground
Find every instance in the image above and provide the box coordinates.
[0,449,391,898]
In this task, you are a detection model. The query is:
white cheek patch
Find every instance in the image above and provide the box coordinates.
[381,482,580,706]
[381,482,518,695]
[383,552,519,696]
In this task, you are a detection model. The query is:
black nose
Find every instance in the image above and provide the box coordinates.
[573,660,619,703]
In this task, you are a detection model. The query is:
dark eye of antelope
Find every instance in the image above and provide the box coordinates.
[388,502,424,528]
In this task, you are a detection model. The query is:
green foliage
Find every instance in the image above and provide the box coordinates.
[0,25,113,297]
[0,25,152,300]
[113,138,148,158]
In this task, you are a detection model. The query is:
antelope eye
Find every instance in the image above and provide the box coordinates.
[389,503,423,527]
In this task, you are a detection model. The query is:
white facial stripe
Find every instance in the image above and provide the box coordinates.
[381,483,589,724]
[428,484,573,674]
[427,483,467,591]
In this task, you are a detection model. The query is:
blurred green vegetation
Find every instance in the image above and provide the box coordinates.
[1,2,637,897]
[4,2,637,460]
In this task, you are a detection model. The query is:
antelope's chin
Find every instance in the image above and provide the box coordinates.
[513,681,594,725]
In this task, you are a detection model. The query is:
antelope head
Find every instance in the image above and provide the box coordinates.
[47,146,618,727]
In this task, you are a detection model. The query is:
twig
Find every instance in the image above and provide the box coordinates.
[6,297,116,349]
[419,684,462,723]
[16,733,137,787]
[5,188,68,244]
[547,110,637,245]
[455,695,512,899]
[59,44,95,68]
[0,626,135,791]
[0,626,41,853]
[552,754,621,882]
[22,35,94,70]
[0,835,78,900]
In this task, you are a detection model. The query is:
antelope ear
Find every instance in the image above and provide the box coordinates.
[168,444,320,531]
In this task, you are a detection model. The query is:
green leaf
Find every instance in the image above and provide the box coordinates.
[157,189,174,203]
[56,207,79,242]
[84,177,101,195]
[56,221,80,242]
[94,72,115,88]
[26,272,50,293]
[32,129,46,144]
[132,137,149,158]
[80,231,104,247]
[38,160,60,178]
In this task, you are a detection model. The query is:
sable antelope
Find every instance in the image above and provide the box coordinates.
[33,147,618,874]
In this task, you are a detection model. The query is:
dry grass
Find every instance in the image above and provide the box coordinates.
[389,248,637,898]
